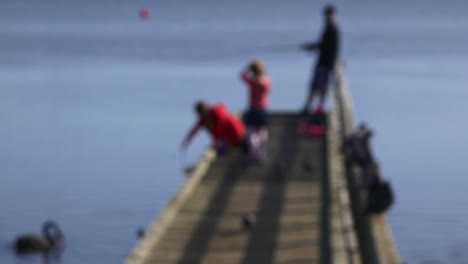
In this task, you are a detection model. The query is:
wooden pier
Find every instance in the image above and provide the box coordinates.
[125,65,400,264]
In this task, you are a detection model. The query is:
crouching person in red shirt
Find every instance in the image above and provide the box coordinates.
[181,100,248,155]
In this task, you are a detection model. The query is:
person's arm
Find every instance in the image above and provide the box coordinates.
[300,41,320,51]
[301,27,330,52]
[241,68,268,91]
[240,68,253,84]
[181,122,202,151]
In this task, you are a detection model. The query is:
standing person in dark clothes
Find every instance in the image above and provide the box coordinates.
[301,4,340,114]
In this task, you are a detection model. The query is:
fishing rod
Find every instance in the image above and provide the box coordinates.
[158,42,303,61]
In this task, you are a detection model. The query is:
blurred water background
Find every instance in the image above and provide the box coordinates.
[1,0,467,263]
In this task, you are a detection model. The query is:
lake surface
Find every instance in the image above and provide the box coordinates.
[1,0,468,263]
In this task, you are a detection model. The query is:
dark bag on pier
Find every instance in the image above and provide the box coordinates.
[366,179,394,214]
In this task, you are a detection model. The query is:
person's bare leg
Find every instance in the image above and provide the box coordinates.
[259,128,269,160]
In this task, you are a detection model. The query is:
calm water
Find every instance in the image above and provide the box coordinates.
[1,0,468,263]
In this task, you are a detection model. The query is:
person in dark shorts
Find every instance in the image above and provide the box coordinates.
[301,4,340,114]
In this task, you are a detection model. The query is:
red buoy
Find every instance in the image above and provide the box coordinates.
[139,8,150,20]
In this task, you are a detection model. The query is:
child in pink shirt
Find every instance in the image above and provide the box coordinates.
[240,59,272,160]
[240,58,272,129]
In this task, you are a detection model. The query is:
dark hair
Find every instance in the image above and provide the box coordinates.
[323,4,336,16]
[194,100,209,115]
[195,102,203,115]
